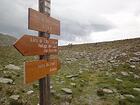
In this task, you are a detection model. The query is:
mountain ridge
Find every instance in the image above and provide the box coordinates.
[0,33,16,46]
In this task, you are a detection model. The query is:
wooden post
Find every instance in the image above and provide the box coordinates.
[39,0,51,105]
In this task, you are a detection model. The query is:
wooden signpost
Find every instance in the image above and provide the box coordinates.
[14,35,58,56]
[13,0,60,105]
[39,0,51,105]
[24,59,60,84]
[28,8,60,35]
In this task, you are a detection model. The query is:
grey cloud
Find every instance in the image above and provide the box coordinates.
[0,0,115,42]
[0,0,36,37]
[59,16,114,42]
[52,0,115,42]
[3,0,140,43]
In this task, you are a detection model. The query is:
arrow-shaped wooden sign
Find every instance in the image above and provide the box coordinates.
[24,59,61,84]
[14,35,58,56]
[28,8,60,35]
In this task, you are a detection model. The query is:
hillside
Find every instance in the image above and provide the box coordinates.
[0,33,16,46]
[0,38,140,105]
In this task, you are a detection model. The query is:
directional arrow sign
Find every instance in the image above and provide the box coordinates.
[28,8,60,35]
[14,35,58,56]
[24,59,61,84]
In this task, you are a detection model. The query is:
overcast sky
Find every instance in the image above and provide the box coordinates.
[0,0,140,45]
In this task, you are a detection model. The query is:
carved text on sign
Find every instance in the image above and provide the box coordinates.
[14,35,58,56]
[24,59,60,84]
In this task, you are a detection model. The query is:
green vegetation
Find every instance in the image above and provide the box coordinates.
[0,37,140,105]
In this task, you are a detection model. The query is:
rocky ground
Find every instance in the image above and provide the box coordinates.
[0,38,140,105]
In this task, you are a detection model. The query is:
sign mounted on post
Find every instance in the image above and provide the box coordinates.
[24,59,61,84]
[14,35,58,56]
[28,8,60,35]
[13,0,61,104]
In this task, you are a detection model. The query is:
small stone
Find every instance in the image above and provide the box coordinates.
[102,88,113,94]
[133,88,140,92]
[121,72,129,76]
[50,85,53,89]
[66,61,71,64]
[5,64,20,70]
[12,82,16,85]
[61,88,72,94]
[121,53,127,56]
[105,72,110,76]
[134,52,140,56]
[60,81,65,84]
[129,72,133,74]
[0,77,13,84]
[71,78,75,81]
[116,78,123,82]
[97,88,114,96]
[66,58,71,61]
[80,80,85,83]
[66,74,79,78]
[112,72,116,75]
[70,83,76,87]
[134,74,140,79]
[51,90,56,95]
[10,95,20,100]
[130,65,136,69]
[79,71,83,74]
[130,57,140,62]
[124,94,135,99]
[27,90,34,95]
[109,60,115,63]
